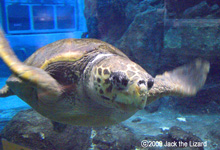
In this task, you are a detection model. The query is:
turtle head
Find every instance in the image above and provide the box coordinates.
[108,71,154,110]
[90,56,154,112]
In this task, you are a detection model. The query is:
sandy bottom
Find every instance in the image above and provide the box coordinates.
[123,109,219,149]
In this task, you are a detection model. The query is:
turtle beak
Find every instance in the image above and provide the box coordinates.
[134,80,148,109]
[113,79,150,111]
[113,80,147,111]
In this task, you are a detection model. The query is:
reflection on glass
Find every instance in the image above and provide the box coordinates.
[33,6,54,30]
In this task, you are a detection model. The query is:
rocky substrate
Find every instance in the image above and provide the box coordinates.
[0,109,91,150]
[1,108,220,150]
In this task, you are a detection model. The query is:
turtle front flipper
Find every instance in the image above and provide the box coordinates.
[0,30,62,103]
[147,59,210,105]
[0,85,14,97]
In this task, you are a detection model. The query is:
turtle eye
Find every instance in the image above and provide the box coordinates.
[137,80,146,86]
[109,71,129,90]
[147,78,154,89]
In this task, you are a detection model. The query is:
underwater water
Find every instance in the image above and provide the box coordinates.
[0,0,220,150]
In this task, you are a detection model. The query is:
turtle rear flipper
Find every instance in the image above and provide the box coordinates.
[0,85,14,97]
[0,30,62,103]
[147,59,210,105]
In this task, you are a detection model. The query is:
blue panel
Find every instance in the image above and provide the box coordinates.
[57,6,75,29]
[8,5,30,31]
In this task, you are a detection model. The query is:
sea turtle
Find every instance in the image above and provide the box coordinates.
[0,30,209,126]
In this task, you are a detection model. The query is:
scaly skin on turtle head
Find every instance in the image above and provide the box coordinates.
[86,55,154,112]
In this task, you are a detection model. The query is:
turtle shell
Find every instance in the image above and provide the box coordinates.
[25,38,128,69]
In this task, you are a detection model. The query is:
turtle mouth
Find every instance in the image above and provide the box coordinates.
[114,98,146,111]
[115,101,139,112]
[137,99,146,109]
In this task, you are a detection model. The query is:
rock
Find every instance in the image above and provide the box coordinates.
[163,20,220,107]
[124,0,154,25]
[92,125,138,150]
[165,0,202,17]
[84,0,163,44]
[163,0,220,109]
[138,126,205,150]
[0,134,2,150]
[168,126,205,150]
[169,126,203,142]
[145,98,161,113]
[2,109,213,150]
[206,0,220,7]
[131,117,142,123]
[1,109,91,150]
[166,0,220,19]
[0,109,144,150]
[0,109,146,150]
[91,125,206,150]
[84,0,128,43]
[83,0,100,39]
[204,121,220,149]
[209,4,220,15]
[116,9,164,75]
[182,1,211,18]
[148,0,162,6]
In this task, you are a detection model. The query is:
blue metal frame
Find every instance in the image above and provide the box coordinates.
[3,0,79,34]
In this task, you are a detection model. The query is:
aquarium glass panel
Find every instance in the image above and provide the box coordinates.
[33,6,54,30]
[57,6,75,29]
[7,5,30,31]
